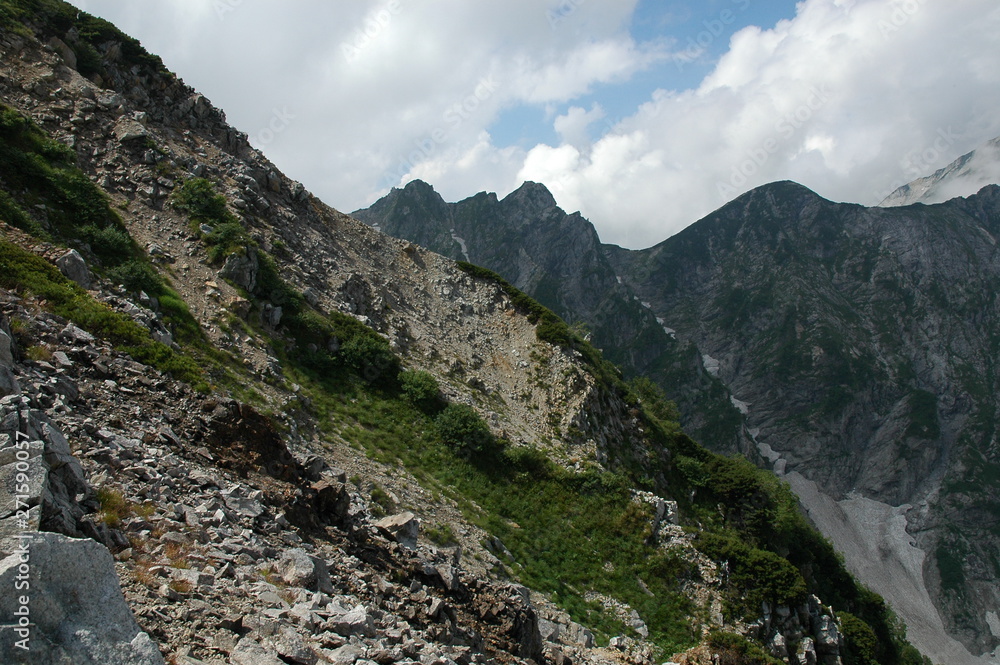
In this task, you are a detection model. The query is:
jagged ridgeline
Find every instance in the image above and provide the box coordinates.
[0,1,931,663]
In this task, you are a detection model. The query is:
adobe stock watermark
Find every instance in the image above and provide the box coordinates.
[873,126,959,202]
[342,0,405,64]
[548,0,586,31]
[716,85,831,200]
[878,0,925,38]
[674,0,752,71]
[383,76,500,188]
[252,107,295,148]
[213,0,243,21]
[10,430,34,651]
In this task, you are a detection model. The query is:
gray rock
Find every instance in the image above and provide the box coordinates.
[114,117,150,143]
[60,324,96,345]
[230,636,285,665]
[38,418,89,536]
[0,328,14,368]
[325,643,365,665]
[220,249,259,293]
[276,548,318,589]
[0,454,45,516]
[0,366,19,398]
[56,249,92,289]
[815,614,841,654]
[263,623,317,665]
[375,512,419,549]
[330,604,374,637]
[0,532,164,664]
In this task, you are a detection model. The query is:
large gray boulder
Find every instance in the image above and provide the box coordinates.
[55,249,92,289]
[0,397,90,547]
[374,511,419,550]
[0,532,165,664]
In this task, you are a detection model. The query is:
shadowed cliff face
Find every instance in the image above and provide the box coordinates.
[609,182,1000,657]
[359,179,1000,660]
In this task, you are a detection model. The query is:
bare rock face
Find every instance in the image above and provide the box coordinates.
[0,396,92,550]
[0,532,164,665]
[220,248,260,293]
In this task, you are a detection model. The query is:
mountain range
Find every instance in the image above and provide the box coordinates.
[355,173,1000,664]
[0,1,996,664]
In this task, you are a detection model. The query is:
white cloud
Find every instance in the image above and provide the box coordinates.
[516,0,1000,247]
[71,0,1000,249]
[554,104,606,149]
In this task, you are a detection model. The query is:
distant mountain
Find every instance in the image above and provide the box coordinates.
[353,181,748,455]
[880,136,1000,207]
[358,179,1000,664]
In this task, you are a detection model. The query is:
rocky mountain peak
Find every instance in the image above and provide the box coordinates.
[501,181,560,217]
[880,135,1000,207]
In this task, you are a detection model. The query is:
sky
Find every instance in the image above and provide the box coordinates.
[69,0,1000,249]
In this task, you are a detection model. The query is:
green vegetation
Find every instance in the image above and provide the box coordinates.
[399,369,442,412]
[905,389,940,439]
[0,0,167,77]
[0,239,203,385]
[707,631,783,665]
[434,403,497,456]
[425,522,459,547]
[840,612,879,665]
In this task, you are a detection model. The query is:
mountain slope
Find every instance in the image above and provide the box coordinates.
[359,178,1000,664]
[353,181,748,455]
[880,136,1000,207]
[608,181,1000,662]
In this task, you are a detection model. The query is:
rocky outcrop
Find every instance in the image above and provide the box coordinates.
[0,532,165,665]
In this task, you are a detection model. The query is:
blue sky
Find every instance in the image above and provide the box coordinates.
[70,0,1000,248]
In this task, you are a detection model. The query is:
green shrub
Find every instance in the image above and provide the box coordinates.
[629,375,680,424]
[400,369,441,411]
[205,221,249,263]
[840,612,879,665]
[675,455,710,487]
[341,334,400,385]
[425,522,459,547]
[435,403,495,455]
[708,631,784,665]
[171,177,232,224]
[107,259,163,295]
[695,532,807,609]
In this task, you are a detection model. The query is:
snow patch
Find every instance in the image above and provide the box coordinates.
[730,395,750,415]
[987,611,1000,639]
[449,229,470,262]
[702,354,720,377]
